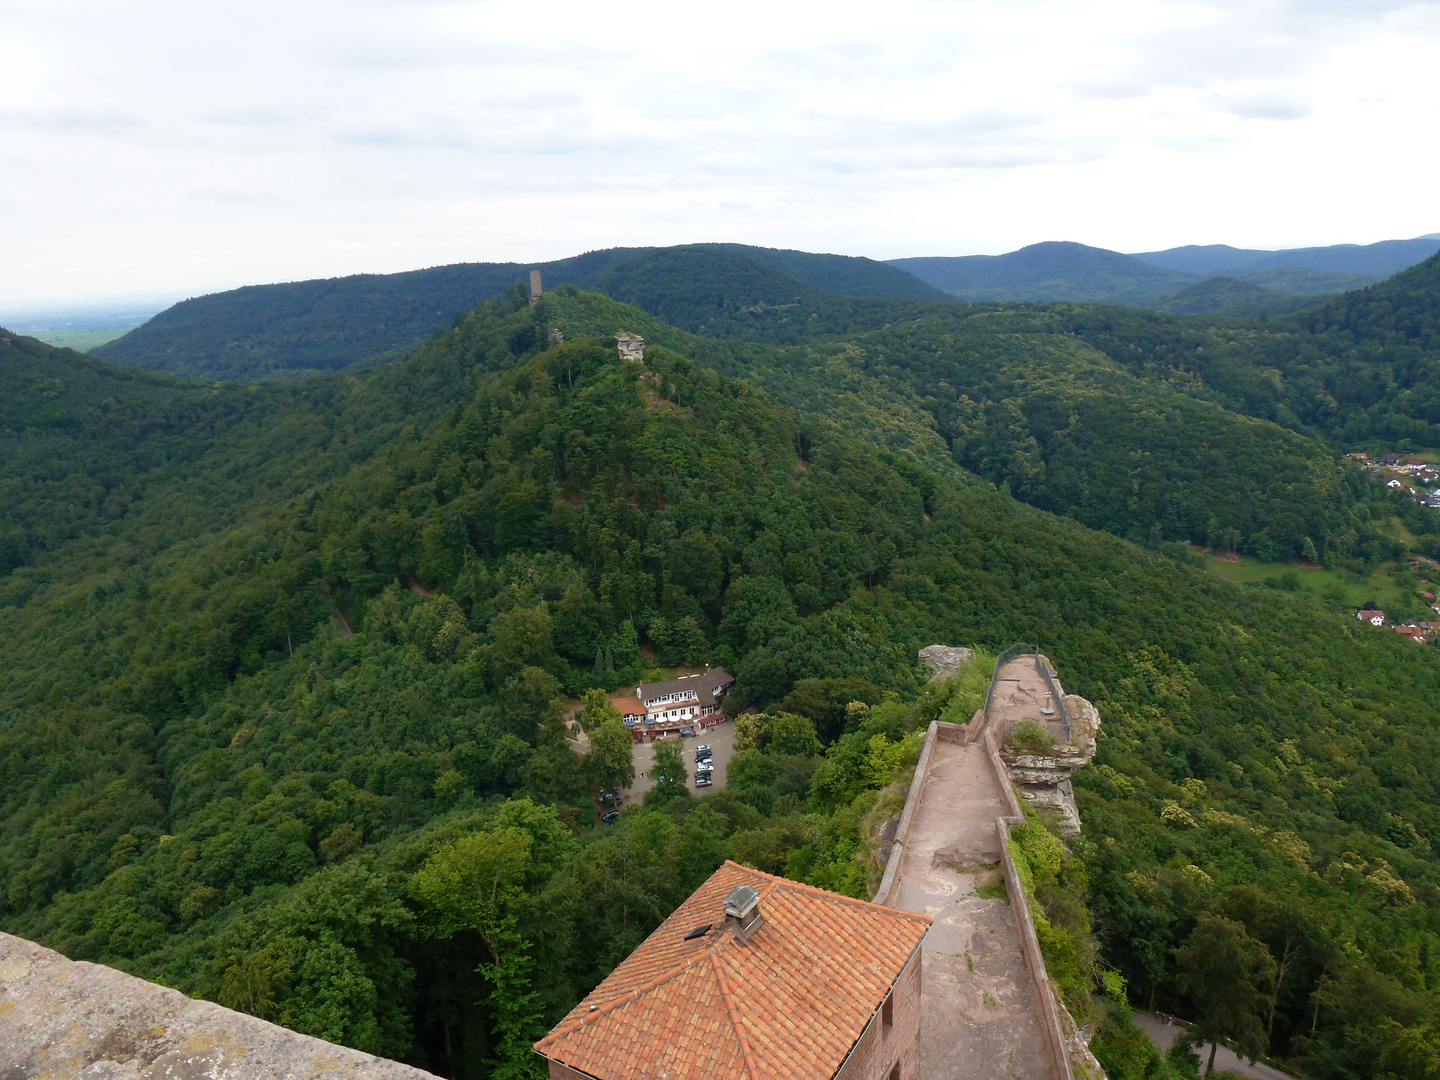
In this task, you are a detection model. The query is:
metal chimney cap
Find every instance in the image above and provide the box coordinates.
[723,885,761,919]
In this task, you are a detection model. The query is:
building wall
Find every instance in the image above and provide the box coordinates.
[834,946,922,1080]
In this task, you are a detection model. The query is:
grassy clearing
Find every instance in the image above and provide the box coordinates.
[1201,550,1426,618]
[29,328,132,353]
[633,663,709,686]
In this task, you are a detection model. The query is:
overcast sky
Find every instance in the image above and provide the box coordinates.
[2,0,1438,307]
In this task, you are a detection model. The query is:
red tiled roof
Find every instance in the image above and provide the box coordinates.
[611,697,646,718]
[534,861,930,1080]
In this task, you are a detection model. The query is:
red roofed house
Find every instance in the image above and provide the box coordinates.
[1357,609,1386,627]
[534,861,931,1080]
[610,697,646,723]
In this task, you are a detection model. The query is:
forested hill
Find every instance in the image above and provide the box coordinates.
[1302,247,1440,353]
[91,245,941,380]
[8,287,1440,1079]
[890,241,1195,305]
[529,285,1440,572]
[583,246,949,341]
[1035,251,1440,450]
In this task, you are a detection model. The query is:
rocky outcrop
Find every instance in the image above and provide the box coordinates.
[1000,692,1101,838]
[0,931,439,1080]
[918,644,973,681]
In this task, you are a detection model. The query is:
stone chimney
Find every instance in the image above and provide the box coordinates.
[722,884,763,943]
[529,270,542,307]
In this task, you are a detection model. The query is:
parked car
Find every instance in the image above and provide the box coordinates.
[598,787,618,804]
[695,745,712,761]
[696,759,714,772]
[601,811,620,825]
[695,773,713,787]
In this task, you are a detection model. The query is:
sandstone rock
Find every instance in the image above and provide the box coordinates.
[997,674,1101,838]
[0,932,440,1080]
[918,644,973,681]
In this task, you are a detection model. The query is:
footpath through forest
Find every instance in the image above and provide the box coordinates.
[878,654,1069,1080]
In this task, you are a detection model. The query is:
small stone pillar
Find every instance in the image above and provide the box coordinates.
[529,270,542,306]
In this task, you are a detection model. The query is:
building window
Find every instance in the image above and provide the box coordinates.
[882,991,893,1031]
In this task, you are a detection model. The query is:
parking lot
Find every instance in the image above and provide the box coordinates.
[623,720,736,805]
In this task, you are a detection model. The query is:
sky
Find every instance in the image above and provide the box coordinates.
[2,0,1438,309]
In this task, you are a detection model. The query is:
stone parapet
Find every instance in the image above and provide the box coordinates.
[0,932,439,1080]
[985,722,1078,1080]
[872,720,944,906]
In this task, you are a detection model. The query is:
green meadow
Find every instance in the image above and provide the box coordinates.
[1201,549,1432,621]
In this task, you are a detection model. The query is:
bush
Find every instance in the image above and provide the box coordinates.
[1007,719,1058,754]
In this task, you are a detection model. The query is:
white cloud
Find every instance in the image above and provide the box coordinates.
[0,0,1437,305]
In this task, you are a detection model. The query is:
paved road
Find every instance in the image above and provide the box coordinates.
[891,736,1052,1080]
[1134,1014,1295,1080]
[623,721,736,804]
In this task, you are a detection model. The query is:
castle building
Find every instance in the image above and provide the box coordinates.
[534,861,930,1080]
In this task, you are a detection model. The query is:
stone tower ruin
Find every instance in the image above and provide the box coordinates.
[529,270,542,306]
[616,331,644,362]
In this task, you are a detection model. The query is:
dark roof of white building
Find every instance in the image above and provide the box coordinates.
[638,667,734,707]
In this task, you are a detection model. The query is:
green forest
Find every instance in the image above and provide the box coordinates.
[6,262,1440,1080]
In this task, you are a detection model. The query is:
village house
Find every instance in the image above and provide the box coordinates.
[1395,625,1427,643]
[533,861,930,1080]
[627,667,735,739]
[608,696,646,724]
[1357,609,1386,627]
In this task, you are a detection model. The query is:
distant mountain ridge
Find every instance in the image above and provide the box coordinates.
[889,235,1440,310]
[94,244,942,379]
[91,233,1440,380]
[1131,236,1440,278]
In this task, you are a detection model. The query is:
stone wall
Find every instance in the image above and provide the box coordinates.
[835,946,922,1080]
[0,932,440,1080]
